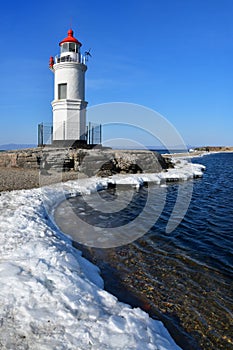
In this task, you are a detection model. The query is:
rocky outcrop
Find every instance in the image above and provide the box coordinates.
[77,150,168,177]
[0,149,41,169]
[0,148,168,177]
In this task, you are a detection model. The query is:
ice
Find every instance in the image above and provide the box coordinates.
[0,159,205,349]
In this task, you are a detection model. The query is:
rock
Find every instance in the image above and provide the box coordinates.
[0,148,168,177]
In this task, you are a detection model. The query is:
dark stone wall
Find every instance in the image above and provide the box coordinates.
[0,148,168,176]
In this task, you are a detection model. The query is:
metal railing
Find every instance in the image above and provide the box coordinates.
[87,122,102,145]
[55,54,87,65]
[38,123,53,146]
[38,122,102,146]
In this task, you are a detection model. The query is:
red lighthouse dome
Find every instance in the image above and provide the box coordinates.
[59,29,82,47]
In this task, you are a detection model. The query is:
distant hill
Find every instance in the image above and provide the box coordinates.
[0,144,37,151]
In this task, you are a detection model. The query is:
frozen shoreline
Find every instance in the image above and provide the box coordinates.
[0,160,205,349]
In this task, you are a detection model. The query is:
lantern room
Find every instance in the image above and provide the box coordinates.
[58,29,82,63]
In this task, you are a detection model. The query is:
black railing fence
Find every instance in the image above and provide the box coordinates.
[38,122,102,146]
[38,123,53,146]
[87,122,102,145]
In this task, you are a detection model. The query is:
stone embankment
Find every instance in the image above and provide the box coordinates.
[0,147,169,191]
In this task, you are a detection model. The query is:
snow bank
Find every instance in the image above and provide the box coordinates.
[106,158,205,187]
[0,159,204,349]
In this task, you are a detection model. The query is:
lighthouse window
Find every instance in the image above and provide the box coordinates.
[61,43,69,53]
[58,83,67,99]
[69,43,76,52]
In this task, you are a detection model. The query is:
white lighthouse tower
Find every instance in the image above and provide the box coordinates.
[49,28,88,146]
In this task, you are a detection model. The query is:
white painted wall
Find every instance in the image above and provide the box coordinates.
[52,100,87,140]
[53,62,86,101]
[51,61,87,141]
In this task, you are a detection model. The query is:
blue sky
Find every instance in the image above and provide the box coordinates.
[0,0,233,146]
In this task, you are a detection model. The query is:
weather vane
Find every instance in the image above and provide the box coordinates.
[84,48,92,61]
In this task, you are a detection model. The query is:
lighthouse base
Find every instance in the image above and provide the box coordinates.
[52,99,87,142]
[52,139,87,148]
[51,139,100,149]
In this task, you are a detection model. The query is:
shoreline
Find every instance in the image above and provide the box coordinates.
[0,148,215,193]
[0,148,167,192]
[0,151,231,349]
[0,157,209,349]
[72,240,198,350]
[0,171,186,349]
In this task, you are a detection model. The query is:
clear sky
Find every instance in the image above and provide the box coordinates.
[0,0,232,146]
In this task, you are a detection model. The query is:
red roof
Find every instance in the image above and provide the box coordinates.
[59,29,82,46]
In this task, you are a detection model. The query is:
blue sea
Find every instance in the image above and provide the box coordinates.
[55,153,233,350]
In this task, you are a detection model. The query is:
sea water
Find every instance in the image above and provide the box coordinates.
[54,153,233,350]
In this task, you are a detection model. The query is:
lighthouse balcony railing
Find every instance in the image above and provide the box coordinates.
[55,54,87,65]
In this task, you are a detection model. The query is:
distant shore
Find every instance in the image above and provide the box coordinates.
[163,146,233,158]
[194,146,233,152]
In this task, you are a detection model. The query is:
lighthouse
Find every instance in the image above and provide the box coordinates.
[49,28,88,146]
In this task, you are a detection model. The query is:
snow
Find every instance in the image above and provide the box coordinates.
[107,158,205,186]
[0,159,204,349]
